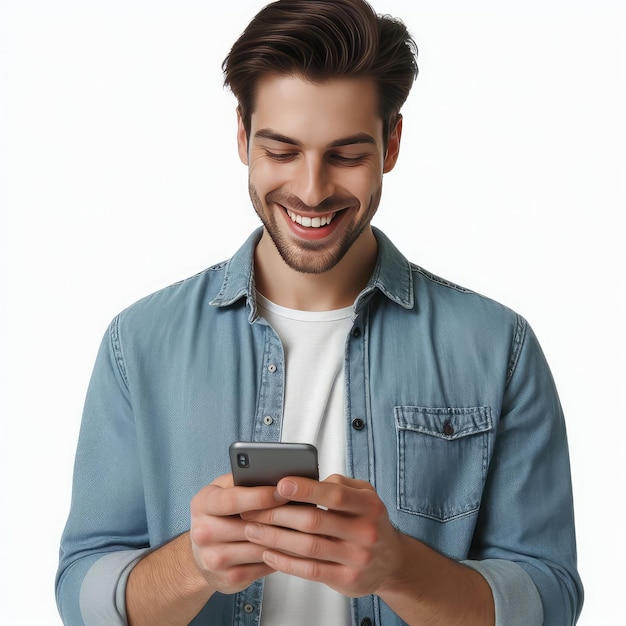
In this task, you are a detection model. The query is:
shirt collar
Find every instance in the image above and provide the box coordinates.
[358,227,414,311]
[209,226,414,318]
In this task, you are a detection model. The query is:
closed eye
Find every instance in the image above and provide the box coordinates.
[328,153,368,166]
[264,150,298,162]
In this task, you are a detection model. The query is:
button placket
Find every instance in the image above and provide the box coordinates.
[235,578,264,625]
[345,311,372,484]
[254,323,284,443]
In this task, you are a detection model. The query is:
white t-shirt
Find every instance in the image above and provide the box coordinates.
[256,293,353,626]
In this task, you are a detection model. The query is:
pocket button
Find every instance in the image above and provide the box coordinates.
[443,421,454,436]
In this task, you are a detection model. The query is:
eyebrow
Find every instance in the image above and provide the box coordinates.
[254,128,377,149]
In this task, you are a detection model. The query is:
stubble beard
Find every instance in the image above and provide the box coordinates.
[248,182,381,275]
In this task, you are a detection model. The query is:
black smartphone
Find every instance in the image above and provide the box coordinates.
[229,441,319,487]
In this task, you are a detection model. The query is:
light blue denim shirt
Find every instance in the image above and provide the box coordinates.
[56,228,583,625]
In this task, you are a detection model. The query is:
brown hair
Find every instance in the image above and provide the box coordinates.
[222,0,418,146]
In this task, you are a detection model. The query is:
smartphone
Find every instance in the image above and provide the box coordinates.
[229,441,319,487]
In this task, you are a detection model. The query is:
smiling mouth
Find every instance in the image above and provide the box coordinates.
[285,208,337,228]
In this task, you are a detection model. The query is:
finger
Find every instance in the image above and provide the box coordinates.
[243,504,377,546]
[260,548,386,598]
[244,522,371,569]
[191,512,250,547]
[263,548,337,581]
[275,476,382,516]
[194,539,271,571]
[261,549,351,589]
[215,562,275,592]
[192,482,287,517]
[198,558,275,595]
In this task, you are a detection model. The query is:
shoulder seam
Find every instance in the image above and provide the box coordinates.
[156,264,222,292]
[411,265,473,294]
[109,315,130,389]
[506,314,527,385]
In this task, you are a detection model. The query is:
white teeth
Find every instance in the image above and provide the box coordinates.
[287,210,336,228]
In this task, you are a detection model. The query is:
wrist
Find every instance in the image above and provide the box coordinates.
[175,532,213,595]
[376,533,494,626]
[126,532,212,626]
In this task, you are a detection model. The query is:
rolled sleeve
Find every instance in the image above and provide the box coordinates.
[462,559,543,625]
[79,549,149,625]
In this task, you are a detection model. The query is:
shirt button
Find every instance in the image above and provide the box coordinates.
[352,418,365,431]
[243,603,255,614]
[361,619,373,626]
[268,364,277,373]
[263,415,274,425]
[443,421,454,436]
[352,327,362,338]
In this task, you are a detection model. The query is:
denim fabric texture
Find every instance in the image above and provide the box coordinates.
[56,227,583,625]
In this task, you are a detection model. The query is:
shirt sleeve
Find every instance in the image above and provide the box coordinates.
[463,318,584,624]
[56,316,149,625]
[79,550,149,625]
[462,559,543,624]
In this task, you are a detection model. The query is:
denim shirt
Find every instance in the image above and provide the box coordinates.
[56,228,583,625]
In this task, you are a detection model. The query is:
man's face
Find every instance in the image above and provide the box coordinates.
[238,74,401,275]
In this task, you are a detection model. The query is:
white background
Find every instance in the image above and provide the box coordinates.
[2,0,625,624]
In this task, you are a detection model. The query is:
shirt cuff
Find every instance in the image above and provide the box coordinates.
[79,549,150,625]
[461,559,544,625]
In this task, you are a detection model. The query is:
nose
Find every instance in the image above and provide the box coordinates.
[294,155,335,208]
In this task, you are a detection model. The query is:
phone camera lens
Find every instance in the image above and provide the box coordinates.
[237,453,250,468]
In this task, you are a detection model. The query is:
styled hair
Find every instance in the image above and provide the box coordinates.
[222,0,418,145]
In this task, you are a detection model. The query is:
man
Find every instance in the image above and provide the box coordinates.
[56,0,583,624]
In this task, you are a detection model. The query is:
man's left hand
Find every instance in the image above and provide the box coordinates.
[240,474,406,598]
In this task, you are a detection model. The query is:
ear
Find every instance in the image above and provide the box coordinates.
[383,115,403,173]
[237,108,249,165]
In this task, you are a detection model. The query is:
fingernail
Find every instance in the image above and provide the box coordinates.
[246,523,262,539]
[273,490,289,503]
[279,479,297,497]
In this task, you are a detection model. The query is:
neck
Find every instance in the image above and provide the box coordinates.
[253,227,378,311]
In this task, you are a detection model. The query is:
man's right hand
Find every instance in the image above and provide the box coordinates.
[126,473,288,626]
[127,473,287,626]
[189,472,289,594]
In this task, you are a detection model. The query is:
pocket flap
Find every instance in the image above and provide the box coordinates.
[395,406,492,440]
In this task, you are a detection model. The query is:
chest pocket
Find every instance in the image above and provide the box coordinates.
[395,406,493,522]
